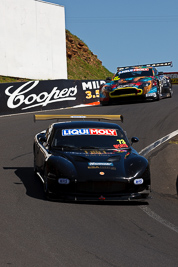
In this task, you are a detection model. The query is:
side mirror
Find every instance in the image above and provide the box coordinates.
[105,77,112,83]
[39,136,47,143]
[131,137,139,145]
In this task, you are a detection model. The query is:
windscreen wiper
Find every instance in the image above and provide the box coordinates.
[79,146,100,150]
[53,145,79,150]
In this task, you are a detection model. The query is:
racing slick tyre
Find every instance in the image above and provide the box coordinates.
[156,87,161,101]
[44,180,51,200]
[33,153,38,178]
[100,99,111,106]
[100,100,109,106]
[44,178,54,200]
[43,168,56,201]
[168,89,172,98]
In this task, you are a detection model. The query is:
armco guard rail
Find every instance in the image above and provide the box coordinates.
[0,79,105,116]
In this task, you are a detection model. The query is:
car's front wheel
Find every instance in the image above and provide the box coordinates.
[44,168,51,199]
[43,168,57,200]
[33,151,38,177]
[100,100,110,106]
[44,180,50,199]
[168,88,173,98]
[156,86,161,101]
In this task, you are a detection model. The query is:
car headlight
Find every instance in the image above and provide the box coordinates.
[142,82,150,87]
[104,86,112,92]
[58,178,70,184]
[134,178,144,185]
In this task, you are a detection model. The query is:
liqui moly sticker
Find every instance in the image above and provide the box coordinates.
[119,68,149,74]
[62,128,117,136]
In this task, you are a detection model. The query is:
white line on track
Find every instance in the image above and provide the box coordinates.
[139,131,178,234]
[139,130,178,156]
[140,206,178,234]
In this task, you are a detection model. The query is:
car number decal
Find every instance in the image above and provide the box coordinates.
[113,144,128,148]
[113,139,128,149]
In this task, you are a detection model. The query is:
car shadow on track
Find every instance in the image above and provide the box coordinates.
[100,98,153,106]
[176,175,178,195]
[3,166,150,206]
[3,166,46,201]
[67,200,149,206]
[98,96,170,107]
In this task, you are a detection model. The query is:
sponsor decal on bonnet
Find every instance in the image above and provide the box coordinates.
[88,162,114,166]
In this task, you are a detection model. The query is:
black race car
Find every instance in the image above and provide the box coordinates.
[34,114,151,201]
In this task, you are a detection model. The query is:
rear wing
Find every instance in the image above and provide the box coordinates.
[117,61,173,71]
[34,114,123,123]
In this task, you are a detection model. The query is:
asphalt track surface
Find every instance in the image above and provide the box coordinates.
[0,85,178,267]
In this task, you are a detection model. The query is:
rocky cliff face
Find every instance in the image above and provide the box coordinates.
[66,30,113,80]
[66,30,102,65]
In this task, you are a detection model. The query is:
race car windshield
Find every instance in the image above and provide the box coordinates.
[119,68,153,79]
[52,128,130,150]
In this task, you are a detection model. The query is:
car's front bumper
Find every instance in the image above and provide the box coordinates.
[46,177,151,201]
[109,87,143,98]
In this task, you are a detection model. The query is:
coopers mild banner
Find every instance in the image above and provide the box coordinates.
[0,79,105,115]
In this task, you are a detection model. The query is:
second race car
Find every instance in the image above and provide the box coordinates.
[100,62,173,105]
